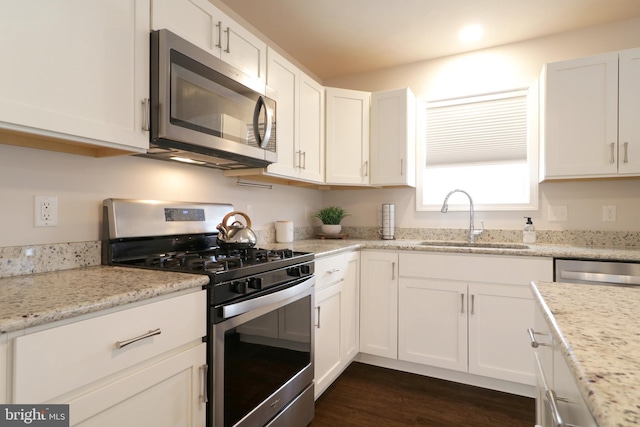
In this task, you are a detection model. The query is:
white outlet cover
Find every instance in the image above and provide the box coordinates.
[35,195,58,227]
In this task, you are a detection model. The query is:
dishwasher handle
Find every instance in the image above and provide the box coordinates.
[560,270,640,286]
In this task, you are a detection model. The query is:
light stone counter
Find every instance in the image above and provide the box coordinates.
[531,281,640,427]
[0,266,208,334]
[268,239,640,262]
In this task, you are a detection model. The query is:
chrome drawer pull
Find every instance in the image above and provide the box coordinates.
[200,364,208,403]
[527,328,539,348]
[115,328,161,349]
[326,268,340,274]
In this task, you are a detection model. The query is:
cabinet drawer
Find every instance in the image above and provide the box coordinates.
[13,290,206,403]
[315,252,354,290]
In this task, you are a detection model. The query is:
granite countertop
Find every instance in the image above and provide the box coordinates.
[2,238,639,336]
[0,266,208,334]
[270,238,640,262]
[531,281,640,427]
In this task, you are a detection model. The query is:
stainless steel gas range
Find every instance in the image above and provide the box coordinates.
[102,199,315,427]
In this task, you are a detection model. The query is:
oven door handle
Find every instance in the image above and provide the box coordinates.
[221,276,315,320]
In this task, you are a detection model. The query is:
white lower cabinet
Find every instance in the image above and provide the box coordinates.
[398,252,552,385]
[11,290,207,427]
[531,304,596,427]
[314,251,360,398]
[359,251,552,389]
[359,251,398,359]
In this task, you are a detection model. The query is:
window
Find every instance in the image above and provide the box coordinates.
[416,86,539,211]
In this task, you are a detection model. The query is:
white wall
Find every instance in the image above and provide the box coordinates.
[0,144,322,247]
[323,16,640,232]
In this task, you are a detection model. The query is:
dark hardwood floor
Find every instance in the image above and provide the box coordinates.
[311,362,535,427]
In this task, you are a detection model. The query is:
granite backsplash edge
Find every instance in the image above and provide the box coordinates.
[1,227,639,279]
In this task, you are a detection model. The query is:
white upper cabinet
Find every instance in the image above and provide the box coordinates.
[618,47,640,176]
[298,73,325,182]
[541,47,640,179]
[325,88,371,185]
[0,0,150,155]
[151,0,266,86]
[259,49,324,183]
[264,49,299,178]
[225,48,324,183]
[370,88,417,187]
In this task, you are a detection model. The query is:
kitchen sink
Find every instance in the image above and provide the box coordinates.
[419,241,530,250]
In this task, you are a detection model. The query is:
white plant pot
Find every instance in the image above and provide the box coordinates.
[321,224,342,235]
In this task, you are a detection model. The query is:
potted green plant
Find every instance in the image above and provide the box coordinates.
[315,206,349,234]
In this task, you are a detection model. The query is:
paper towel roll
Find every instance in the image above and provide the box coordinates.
[275,220,294,243]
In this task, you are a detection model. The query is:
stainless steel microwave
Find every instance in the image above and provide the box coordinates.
[141,29,277,170]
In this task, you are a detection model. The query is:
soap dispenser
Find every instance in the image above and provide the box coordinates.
[523,217,536,244]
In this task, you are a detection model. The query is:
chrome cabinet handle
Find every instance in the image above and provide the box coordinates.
[296,150,301,168]
[302,151,307,169]
[546,389,564,427]
[215,21,222,49]
[115,328,161,349]
[527,328,551,347]
[624,142,629,163]
[224,27,230,53]
[326,268,339,274]
[471,294,475,315]
[527,328,539,348]
[199,364,208,403]
[315,306,321,328]
[400,158,404,176]
[141,98,150,131]
[460,294,465,314]
[391,262,396,280]
[610,142,615,163]
[363,161,369,177]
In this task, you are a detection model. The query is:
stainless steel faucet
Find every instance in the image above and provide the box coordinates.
[441,189,484,243]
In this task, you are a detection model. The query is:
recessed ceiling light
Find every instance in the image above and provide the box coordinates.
[458,24,484,43]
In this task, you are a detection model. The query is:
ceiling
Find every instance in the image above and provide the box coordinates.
[219,0,640,81]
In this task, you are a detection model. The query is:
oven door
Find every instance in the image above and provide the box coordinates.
[212,276,314,427]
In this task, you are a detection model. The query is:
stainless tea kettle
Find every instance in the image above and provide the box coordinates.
[216,211,257,250]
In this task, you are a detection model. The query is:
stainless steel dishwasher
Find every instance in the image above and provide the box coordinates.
[555,258,640,286]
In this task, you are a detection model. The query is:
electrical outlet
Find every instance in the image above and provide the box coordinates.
[35,196,58,227]
[548,205,568,222]
[603,205,616,222]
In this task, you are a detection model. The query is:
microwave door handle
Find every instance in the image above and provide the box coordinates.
[253,96,273,148]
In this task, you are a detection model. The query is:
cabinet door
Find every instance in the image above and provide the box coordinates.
[553,345,598,427]
[69,344,206,427]
[398,278,467,371]
[468,283,535,385]
[314,283,342,398]
[325,88,371,185]
[151,0,222,54]
[298,74,325,183]
[266,49,299,178]
[370,88,416,186]
[341,252,360,363]
[359,251,397,358]
[220,15,267,85]
[543,52,619,178]
[0,0,150,152]
[618,47,640,175]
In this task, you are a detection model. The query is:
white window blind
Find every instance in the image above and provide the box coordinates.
[425,90,528,166]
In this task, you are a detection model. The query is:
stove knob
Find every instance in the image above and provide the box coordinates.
[248,277,264,290]
[288,266,302,277]
[232,280,248,294]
